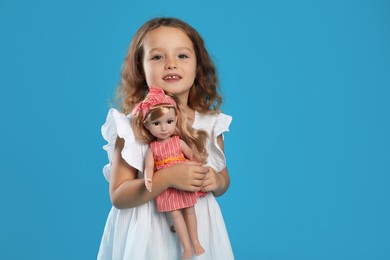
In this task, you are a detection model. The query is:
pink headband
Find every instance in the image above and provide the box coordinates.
[132,86,177,120]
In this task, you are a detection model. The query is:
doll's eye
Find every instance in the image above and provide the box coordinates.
[167,120,174,124]
[152,55,162,60]
[152,122,160,126]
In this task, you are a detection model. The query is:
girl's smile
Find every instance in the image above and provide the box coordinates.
[163,73,182,82]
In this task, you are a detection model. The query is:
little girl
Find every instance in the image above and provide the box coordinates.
[132,86,207,259]
[98,17,234,259]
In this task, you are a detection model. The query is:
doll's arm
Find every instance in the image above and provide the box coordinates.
[180,139,194,161]
[144,148,155,192]
[109,137,209,209]
[201,134,230,196]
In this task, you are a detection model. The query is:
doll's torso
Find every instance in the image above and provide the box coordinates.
[150,135,187,171]
[150,135,203,212]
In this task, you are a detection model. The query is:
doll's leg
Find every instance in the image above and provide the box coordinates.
[183,206,205,256]
[170,210,193,259]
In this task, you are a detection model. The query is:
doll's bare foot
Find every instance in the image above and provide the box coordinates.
[182,248,193,259]
[193,243,205,256]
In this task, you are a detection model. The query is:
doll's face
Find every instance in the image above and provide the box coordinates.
[144,108,177,141]
[142,26,197,104]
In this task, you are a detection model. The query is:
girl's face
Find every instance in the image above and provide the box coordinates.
[144,108,177,141]
[142,26,197,104]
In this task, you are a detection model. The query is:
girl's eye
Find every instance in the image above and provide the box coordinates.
[178,54,188,59]
[152,55,162,60]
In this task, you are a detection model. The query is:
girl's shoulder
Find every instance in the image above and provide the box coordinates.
[195,110,232,121]
[102,108,134,137]
[101,108,146,180]
[194,111,232,135]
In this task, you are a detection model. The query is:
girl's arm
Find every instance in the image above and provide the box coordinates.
[201,134,231,196]
[109,137,209,209]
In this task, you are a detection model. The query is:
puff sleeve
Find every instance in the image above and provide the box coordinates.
[101,108,147,181]
[205,113,232,173]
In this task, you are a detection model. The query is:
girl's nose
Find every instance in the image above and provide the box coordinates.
[165,58,177,70]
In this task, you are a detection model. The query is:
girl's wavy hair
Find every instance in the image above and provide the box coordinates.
[117,17,222,115]
[132,94,208,163]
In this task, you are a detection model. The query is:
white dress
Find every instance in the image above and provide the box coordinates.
[97,108,234,260]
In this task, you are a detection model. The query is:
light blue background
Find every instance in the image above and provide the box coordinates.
[1,0,389,259]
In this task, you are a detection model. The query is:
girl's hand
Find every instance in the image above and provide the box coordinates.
[199,135,230,196]
[164,161,209,192]
[200,167,221,192]
[201,167,230,196]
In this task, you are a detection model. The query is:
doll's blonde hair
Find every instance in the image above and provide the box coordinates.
[132,96,208,163]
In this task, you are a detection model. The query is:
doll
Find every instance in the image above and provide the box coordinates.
[132,86,208,259]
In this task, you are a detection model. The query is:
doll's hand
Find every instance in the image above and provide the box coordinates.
[201,167,225,193]
[145,178,152,192]
[166,161,209,192]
